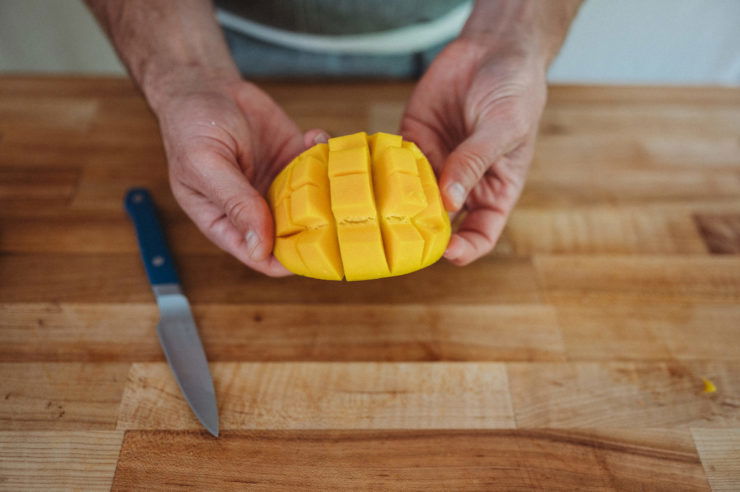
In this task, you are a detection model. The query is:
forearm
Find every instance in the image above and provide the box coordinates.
[461,0,583,65]
[85,0,239,110]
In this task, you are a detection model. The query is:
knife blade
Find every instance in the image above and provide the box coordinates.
[124,187,219,437]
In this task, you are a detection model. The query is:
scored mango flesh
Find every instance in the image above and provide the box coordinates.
[268,132,451,281]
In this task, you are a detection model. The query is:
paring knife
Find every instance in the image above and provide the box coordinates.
[124,188,219,437]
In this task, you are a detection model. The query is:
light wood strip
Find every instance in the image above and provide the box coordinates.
[0,96,97,133]
[534,255,740,303]
[116,362,514,430]
[505,206,708,255]
[540,103,740,138]
[692,428,740,491]
[508,362,740,428]
[556,303,740,361]
[0,363,130,430]
[0,255,542,304]
[534,133,740,169]
[0,303,564,362]
[1,99,158,151]
[0,431,123,491]
[111,429,708,491]
[522,166,740,207]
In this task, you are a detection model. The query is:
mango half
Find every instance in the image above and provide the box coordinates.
[268,132,451,281]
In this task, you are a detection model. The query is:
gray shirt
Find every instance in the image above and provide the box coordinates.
[214,0,468,35]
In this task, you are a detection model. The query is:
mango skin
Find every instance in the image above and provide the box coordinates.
[268,132,451,281]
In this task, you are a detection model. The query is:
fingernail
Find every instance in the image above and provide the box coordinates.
[245,230,261,258]
[447,182,466,209]
[314,131,330,144]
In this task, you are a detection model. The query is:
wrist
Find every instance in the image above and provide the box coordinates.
[460,0,581,67]
[85,0,243,115]
[143,63,241,114]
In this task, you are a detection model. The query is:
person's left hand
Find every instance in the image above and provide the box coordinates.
[400,38,548,266]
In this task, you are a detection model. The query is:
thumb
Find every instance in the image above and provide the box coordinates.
[303,128,331,148]
[198,155,274,262]
[439,120,523,212]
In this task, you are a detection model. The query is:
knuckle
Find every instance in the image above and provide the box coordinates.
[456,148,490,182]
[222,195,252,229]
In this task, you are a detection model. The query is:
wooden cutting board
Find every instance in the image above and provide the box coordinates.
[1,77,739,491]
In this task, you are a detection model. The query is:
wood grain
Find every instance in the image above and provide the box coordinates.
[508,362,740,428]
[0,217,217,255]
[534,132,740,170]
[0,254,542,304]
[0,166,80,201]
[2,78,740,489]
[535,255,740,303]
[0,363,129,430]
[523,163,740,208]
[694,214,740,254]
[556,303,740,361]
[112,429,708,491]
[0,431,123,491]
[539,101,740,138]
[505,205,708,255]
[70,163,173,213]
[692,428,740,491]
[116,362,514,430]
[0,96,97,134]
[8,205,710,256]
[0,303,564,362]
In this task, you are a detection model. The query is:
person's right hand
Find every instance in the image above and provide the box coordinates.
[154,75,326,276]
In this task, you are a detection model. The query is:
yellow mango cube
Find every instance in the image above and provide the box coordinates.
[267,132,451,281]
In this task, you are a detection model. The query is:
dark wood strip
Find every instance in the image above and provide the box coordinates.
[112,429,708,491]
[694,214,740,254]
[0,166,80,201]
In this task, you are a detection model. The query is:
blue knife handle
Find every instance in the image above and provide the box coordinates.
[124,188,180,286]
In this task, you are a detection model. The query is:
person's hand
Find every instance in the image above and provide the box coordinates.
[401,38,548,266]
[154,75,326,276]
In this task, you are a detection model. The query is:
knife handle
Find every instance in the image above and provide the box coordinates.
[124,188,180,286]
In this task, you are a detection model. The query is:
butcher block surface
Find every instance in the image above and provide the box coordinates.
[1,77,739,490]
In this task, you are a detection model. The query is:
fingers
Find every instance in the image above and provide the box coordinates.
[303,128,330,148]
[198,156,274,261]
[176,186,292,277]
[172,146,285,275]
[176,128,331,278]
[439,119,525,212]
[443,205,508,266]
[208,212,292,277]
[443,137,536,266]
